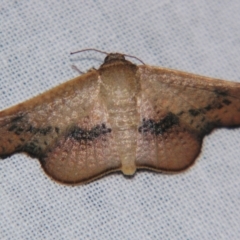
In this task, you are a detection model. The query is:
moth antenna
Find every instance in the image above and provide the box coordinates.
[70,48,145,65]
[123,53,145,65]
[70,48,109,55]
[71,65,84,75]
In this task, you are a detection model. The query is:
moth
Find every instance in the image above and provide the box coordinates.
[1,50,240,184]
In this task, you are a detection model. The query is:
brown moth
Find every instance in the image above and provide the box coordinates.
[0,51,240,184]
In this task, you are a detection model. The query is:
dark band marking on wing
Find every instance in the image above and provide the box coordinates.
[0,114,60,158]
[138,112,179,135]
[69,123,112,141]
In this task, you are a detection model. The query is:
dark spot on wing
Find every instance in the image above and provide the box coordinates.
[22,142,43,158]
[15,127,24,135]
[214,89,228,96]
[39,126,52,135]
[69,123,112,141]
[200,120,220,137]
[8,124,18,131]
[204,105,212,111]
[26,125,52,135]
[138,112,179,135]
[217,103,223,109]
[177,111,184,116]
[55,127,60,134]
[8,123,54,136]
[222,99,231,105]
[10,115,25,123]
[189,109,200,117]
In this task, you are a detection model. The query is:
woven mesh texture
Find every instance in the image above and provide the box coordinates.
[1,1,240,239]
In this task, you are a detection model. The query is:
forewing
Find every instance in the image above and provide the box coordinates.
[136,65,240,172]
[0,71,121,184]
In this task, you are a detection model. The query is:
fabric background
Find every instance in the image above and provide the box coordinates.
[1,1,240,239]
